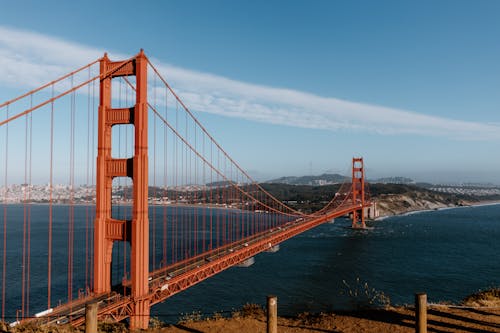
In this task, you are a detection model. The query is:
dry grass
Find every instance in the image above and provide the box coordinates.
[341,278,391,309]
[1,322,78,333]
[462,287,500,307]
[233,303,265,319]
[3,288,500,332]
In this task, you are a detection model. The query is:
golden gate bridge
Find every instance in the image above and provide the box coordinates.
[0,50,372,329]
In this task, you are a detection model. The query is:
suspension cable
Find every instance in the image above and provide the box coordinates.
[146,59,307,217]
[0,60,99,110]
[121,74,304,218]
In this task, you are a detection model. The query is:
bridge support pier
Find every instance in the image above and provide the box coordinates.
[94,50,151,330]
[351,158,366,228]
[130,298,151,330]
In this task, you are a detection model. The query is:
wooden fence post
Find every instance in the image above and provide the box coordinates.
[85,302,98,333]
[415,293,427,333]
[267,295,278,333]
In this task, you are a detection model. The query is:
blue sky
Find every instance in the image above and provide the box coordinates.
[0,0,499,183]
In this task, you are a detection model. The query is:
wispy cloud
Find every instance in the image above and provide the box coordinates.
[0,25,498,140]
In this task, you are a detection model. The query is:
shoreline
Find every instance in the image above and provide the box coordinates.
[153,288,500,333]
[374,199,500,221]
[466,199,500,207]
[7,304,500,333]
[5,198,500,218]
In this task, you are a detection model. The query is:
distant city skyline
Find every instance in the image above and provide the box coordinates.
[0,1,499,184]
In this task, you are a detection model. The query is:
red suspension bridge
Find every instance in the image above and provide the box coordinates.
[0,50,373,329]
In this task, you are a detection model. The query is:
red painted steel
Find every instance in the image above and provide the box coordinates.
[93,50,150,329]
[129,50,150,329]
[0,51,373,329]
[351,157,366,228]
[94,52,114,295]
[53,201,372,327]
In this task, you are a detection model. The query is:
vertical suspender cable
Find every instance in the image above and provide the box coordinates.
[190,119,193,257]
[182,111,186,261]
[222,156,229,245]
[202,132,206,253]
[22,97,29,318]
[163,85,168,267]
[230,161,233,243]
[243,174,246,240]
[90,78,96,290]
[233,170,236,243]
[27,106,32,316]
[209,140,213,251]
[85,68,91,293]
[194,123,198,256]
[179,109,183,261]
[182,110,186,261]
[68,75,76,303]
[216,150,220,250]
[184,110,188,258]
[185,110,189,259]
[221,157,225,246]
[2,105,9,320]
[152,74,157,270]
[174,100,178,263]
[172,100,176,264]
[48,85,54,309]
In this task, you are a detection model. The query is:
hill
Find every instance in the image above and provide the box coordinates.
[266,174,418,186]
[266,173,348,186]
[260,182,495,216]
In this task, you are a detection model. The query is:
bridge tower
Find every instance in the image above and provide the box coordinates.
[351,157,366,228]
[94,50,150,329]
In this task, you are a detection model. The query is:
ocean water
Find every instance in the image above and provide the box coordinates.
[1,204,499,322]
[151,204,500,322]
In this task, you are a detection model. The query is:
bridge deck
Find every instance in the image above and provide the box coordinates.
[24,203,369,327]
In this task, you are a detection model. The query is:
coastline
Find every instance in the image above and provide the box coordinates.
[151,305,500,333]
[466,199,500,208]
[6,197,500,221]
[151,288,500,333]
[375,200,500,221]
[4,198,500,332]
[373,194,500,221]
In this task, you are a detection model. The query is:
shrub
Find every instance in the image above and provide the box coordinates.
[341,278,391,310]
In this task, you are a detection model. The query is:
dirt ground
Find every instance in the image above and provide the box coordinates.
[153,306,500,333]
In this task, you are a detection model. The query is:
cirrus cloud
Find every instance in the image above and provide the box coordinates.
[0,25,498,141]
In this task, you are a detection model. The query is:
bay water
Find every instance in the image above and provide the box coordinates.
[152,203,500,322]
[1,203,499,322]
